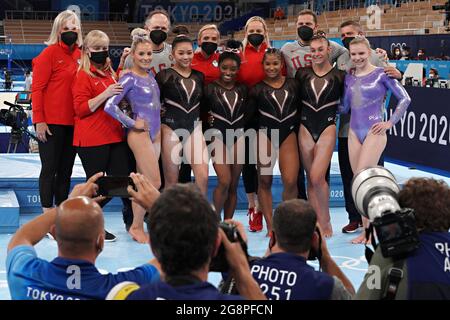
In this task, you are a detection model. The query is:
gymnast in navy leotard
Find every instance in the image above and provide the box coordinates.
[295,35,346,238]
[157,35,209,195]
[104,37,161,244]
[250,48,300,237]
[203,51,250,219]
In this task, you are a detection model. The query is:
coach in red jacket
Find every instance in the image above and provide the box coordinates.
[72,30,128,242]
[32,10,82,212]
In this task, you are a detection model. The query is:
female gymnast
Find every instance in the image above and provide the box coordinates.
[105,36,161,243]
[251,48,300,236]
[295,35,346,238]
[339,37,411,244]
[156,35,209,194]
[203,50,248,219]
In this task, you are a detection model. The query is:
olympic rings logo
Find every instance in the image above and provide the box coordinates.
[390,42,408,53]
[109,48,125,58]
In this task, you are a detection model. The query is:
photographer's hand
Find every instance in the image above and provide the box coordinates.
[128,173,160,211]
[220,220,266,300]
[69,172,105,203]
[36,122,52,142]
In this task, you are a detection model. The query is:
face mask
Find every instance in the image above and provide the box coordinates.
[89,50,109,65]
[61,31,78,46]
[297,26,314,41]
[201,42,218,56]
[149,30,167,45]
[342,37,355,50]
[247,33,265,47]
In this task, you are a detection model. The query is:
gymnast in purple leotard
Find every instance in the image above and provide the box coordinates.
[340,66,410,144]
[339,37,411,244]
[105,72,160,141]
[104,37,161,244]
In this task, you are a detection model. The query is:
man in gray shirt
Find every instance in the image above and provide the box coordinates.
[118,9,173,77]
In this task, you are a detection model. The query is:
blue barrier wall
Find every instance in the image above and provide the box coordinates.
[386,86,450,175]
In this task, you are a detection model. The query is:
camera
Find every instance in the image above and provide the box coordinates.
[210,221,249,272]
[352,167,420,258]
[0,104,28,130]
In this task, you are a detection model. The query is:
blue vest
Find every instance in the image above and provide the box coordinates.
[250,252,334,300]
[407,232,450,299]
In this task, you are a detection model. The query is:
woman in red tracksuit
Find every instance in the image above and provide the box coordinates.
[72,30,129,242]
[237,16,271,232]
[32,10,82,212]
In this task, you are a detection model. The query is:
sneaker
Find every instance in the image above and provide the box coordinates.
[105,230,117,242]
[248,207,256,232]
[342,221,362,234]
[254,210,263,232]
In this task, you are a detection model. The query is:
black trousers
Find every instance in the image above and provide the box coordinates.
[77,142,133,225]
[243,130,258,194]
[338,137,385,223]
[38,124,76,208]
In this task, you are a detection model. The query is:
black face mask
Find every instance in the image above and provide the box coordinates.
[149,30,167,45]
[342,36,355,50]
[297,26,314,42]
[247,33,264,47]
[89,50,109,65]
[201,42,218,56]
[61,31,78,46]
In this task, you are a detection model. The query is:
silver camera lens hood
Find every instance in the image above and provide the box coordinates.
[351,166,400,218]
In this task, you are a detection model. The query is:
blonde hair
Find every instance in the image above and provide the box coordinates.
[45,10,83,46]
[131,36,153,53]
[242,16,270,55]
[349,36,371,51]
[197,24,220,42]
[130,28,148,39]
[79,30,115,78]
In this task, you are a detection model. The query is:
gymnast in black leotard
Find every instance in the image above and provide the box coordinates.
[295,67,345,142]
[250,48,300,237]
[156,66,204,135]
[204,80,248,147]
[203,50,250,219]
[295,35,345,238]
[157,35,209,194]
[250,78,299,147]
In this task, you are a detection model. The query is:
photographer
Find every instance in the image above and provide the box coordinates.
[355,178,450,300]
[109,179,266,300]
[6,172,160,300]
[250,199,355,300]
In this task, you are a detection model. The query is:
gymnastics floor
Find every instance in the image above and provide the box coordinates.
[0,153,449,300]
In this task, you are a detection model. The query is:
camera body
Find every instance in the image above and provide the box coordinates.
[0,105,28,130]
[209,222,248,272]
[352,167,420,258]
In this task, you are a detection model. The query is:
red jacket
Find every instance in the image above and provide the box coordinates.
[191,51,221,85]
[31,42,81,125]
[72,66,125,147]
[237,43,287,88]
[237,43,268,88]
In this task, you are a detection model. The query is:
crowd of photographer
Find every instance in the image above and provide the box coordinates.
[6,168,450,300]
